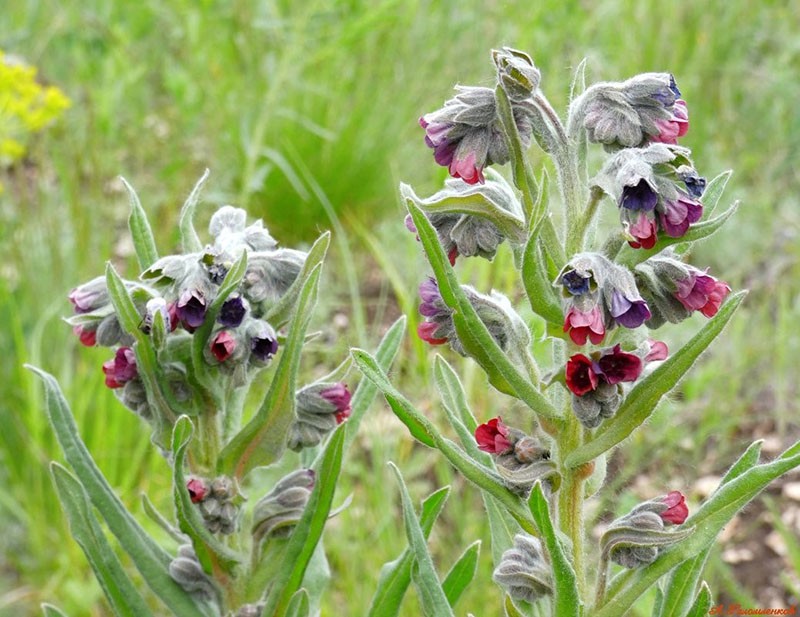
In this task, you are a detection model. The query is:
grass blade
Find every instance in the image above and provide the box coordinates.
[51,463,155,617]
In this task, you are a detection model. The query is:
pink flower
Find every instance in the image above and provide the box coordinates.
[186,478,208,504]
[449,151,485,185]
[675,270,731,318]
[417,321,448,346]
[565,354,599,396]
[563,306,605,346]
[627,213,658,249]
[321,383,352,424]
[475,417,513,454]
[210,331,236,362]
[652,99,689,144]
[658,491,689,525]
[645,340,669,362]
[73,325,97,347]
[102,347,138,388]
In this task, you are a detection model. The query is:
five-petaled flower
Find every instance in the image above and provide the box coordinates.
[674,269,731,318]
[475,417,513,454]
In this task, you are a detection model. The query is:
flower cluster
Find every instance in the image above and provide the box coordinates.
[558,253,651,345]
[287,382,352,450]
[185,476,240,535]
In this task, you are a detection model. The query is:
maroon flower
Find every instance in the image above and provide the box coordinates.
[596,345,642,385]
[321,383,352,424]
[658,491,689,525]
[417,321,448,345]
[563,306,605,346]
[674,270,731,318]
[176,288,208,330]
[475,417,513,454]
[73,325,97,347]
[187,478,209,504]
[645,340,669,362]
[102,347,138,389]
[565,354,599,396]
[210,330,236,362]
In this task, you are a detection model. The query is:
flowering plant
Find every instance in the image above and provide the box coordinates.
[353,48,800,615]
[30,174,404,616]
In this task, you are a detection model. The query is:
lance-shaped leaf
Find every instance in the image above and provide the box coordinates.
[170,417,241,575]
[596,441,800,617]
[51,463,155,617]
[528,483,581,615]
[121,176,159,271]
[685,582,712,617]
[368,487,451,617]
[285,589,311,617]
[41,605,69,617]
[400,171,526,245]
[344,316,406,454]
[179,169,209,253]
[352,349,537,534]
[141,493,185,544]
[28,367,211,617]
[264,233,330,328]
[219,264,322,479]
[406,200,562,427]
[565,291,746,468]
[388,463,455,617]
[655,440,763,617]
[522,220,563,325]
[442,540,481,608]
[259,425,345,617]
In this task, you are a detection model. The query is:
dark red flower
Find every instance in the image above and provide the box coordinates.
[73,325,97,347]
[210,330,236,362]
[475,417,513,454]
[321,383,352,424]
[417,321,448,345]
[187,478,208,504]
[596,345,642,385]
[102,347,138,389]
[658,491,688,525]
[565,354,599,396]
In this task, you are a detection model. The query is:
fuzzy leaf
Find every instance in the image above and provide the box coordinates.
[528,483,581,615]
[344,316,406,453]
[504,595,526,617]
[285,589,311,617]
[368,487,451,617]
[406,200,562,427]
[264,232,330,328]
[141,493,185,544]
[655,441,763,617]
[121,176,159,271]
[352,349,536,533]
[219,264,322,479]
[179,169,209,253]
[700,169,732,218]
[565,291,746,468]
[51,464,155,617]
[389,463,455,617]
[442,540,481,608]
[685,582,712,617]
[522,220,563,325]
[41,605,69,617]
[259,425,345,617]
[170,417,241,574]
[28,367,211,617]
[433,355,488,460]
[596,441,800,616]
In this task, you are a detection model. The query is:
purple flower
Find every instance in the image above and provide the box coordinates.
[320,383,352,424]
[251,327,279,362]
[610,290,651,328]
[596,345,643,385]
[659,194,703,238]
[560,269,592,296]
[678,167,706,198]
[102,347,138,389]
[620,180,658,212]
[176,288,208,330]
[218,295,247,328]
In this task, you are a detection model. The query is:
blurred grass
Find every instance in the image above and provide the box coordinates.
[1,0,799,614]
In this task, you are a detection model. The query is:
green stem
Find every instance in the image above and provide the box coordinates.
[593,554,610,610]
[572,186,605,253]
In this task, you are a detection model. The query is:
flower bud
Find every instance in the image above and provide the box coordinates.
[72,324,97,347]
[102,347,138,389]
[96,314,131,347]
[169,544,219,603]
[68,276,109,313]
[209,205,277,256]
[492,47,540,102]
[190,476,240,535]
[209,330,236,363]
[493,534,552,603]
[116,378,151,420]
[602,491,691,569]
[186,477,209,504]
[243,249,307,306]
[420,85,534,184]
[287,383,352,450]
[252,469,315,543]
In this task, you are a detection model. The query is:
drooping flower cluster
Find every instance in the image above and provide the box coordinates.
[287,382,352,450]
[185,476,241,535]
[601,491,690,569]
[493,533,552,603]
[558,253,651,345]
[474,417,557,496]
[251,469,315,543]
[566,342,667,428]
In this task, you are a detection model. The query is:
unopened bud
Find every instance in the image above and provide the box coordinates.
[252,469,315,542]
[493,534,552,603]
[493,47,540,102]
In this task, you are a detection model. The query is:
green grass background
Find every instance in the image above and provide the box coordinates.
[1,0,799,614]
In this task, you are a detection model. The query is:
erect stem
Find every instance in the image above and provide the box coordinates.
[557,409,587,600]
[594,554,610,609]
